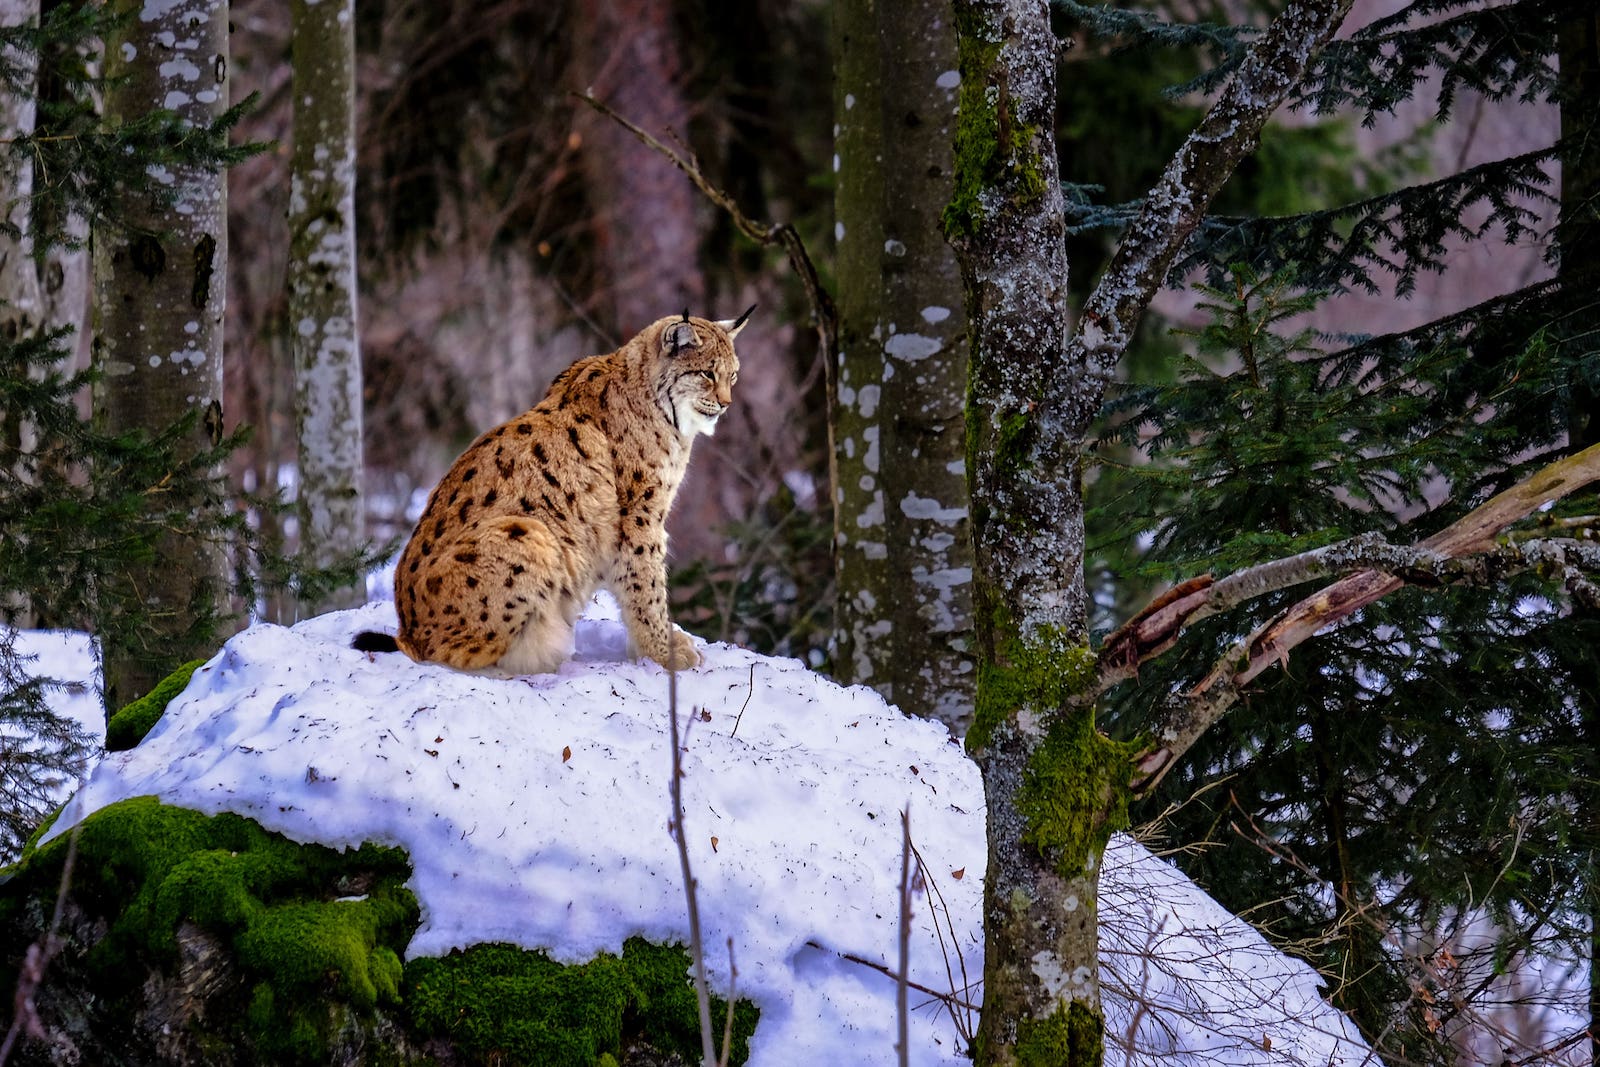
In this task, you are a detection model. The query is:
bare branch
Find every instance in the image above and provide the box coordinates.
[1100,530,1600,693]
[896,808,913,1067]
[1129,440,1600,795]
[0,824,80,1066]
[666,670,718,1067]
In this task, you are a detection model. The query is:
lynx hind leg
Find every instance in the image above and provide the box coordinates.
[429,516,578,674]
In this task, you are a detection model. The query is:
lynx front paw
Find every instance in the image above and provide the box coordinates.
[650,628,702,671]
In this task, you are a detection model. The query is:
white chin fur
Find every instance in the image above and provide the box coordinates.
[676,399,722,437]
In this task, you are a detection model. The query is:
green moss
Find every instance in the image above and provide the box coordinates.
[405,938,759,1067]
[2,797,760,1065]
[1014,1000,1104,1066]
[0,796,419,1065]
[968,611,1098,752]
[942,9,1049,240]
[1016,711,1139,877]
[105,658,205,750]
[967,598,1134,878]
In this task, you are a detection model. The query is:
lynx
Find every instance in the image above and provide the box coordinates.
[357,309,751,674]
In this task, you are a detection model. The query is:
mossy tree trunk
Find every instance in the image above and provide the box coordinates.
[946,0,1356,1062]
[831,0,975,731]
[92,0,231,711]
[289,0,365,617]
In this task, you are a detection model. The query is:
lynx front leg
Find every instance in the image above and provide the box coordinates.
[611,535,700,671]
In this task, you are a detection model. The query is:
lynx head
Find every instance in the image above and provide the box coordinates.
[654,306,752,438]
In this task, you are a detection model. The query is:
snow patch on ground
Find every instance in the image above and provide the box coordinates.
[43,602,1371,1065]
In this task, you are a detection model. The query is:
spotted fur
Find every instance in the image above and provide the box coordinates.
[388,312,748,673]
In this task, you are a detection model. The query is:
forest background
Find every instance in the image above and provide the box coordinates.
[0,0,1595,1064]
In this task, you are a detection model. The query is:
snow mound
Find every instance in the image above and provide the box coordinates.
[46,602,1371,1065]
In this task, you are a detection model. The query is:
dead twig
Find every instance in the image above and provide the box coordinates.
[666,669,718,1067]
[0,823,80,1067]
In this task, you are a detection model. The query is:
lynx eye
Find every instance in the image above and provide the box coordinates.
[700,370,716,382]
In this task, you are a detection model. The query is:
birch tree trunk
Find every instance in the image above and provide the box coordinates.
[0,0,40,348]
[289,0,364,616]
[947,0,1355,1061]
[92,0,230,711]
[0,0,41,627]
[831,0,975,731]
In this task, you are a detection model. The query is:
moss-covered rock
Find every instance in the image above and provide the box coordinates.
[105,659,206,751]
[0,796,420,1065]
[0,798,759,1067]
[406,938,758,1066]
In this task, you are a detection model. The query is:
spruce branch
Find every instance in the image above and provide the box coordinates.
[1134,145,1561,295]
[1127,439,1600,795]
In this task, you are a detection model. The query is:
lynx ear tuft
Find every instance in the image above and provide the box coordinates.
[715,304,757,339]
[662,319,699,357]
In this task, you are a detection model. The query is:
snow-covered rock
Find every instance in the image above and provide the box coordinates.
[44,601,1371,1065]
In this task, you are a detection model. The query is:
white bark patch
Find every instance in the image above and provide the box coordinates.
[936,70,960,89]
[1031,951,1095,1001]
[862,425,880,474]
[834,221,845,242]
[884,333,942,362]
[159,57,201,82]
[921,306,951,324]
[140,0,189,21]
[855,492,884,529]
[900,492,966,524]
[860,541,888,560]
[884,238,906,257]
[856,383,880,418]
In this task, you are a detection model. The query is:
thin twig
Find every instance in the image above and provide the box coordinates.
[906,834,977,1044]
[0,823,80,1067]
[731,663,755,738]
[667,669,718,1067]
[896,807,913,1067]
[718,937,739,1067]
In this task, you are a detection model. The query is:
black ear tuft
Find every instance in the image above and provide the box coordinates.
[732,304,756,332]
[681,308,691,323]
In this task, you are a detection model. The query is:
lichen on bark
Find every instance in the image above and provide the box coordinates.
[942,7,1047,241]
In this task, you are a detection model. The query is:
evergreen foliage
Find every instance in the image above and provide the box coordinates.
[1070,0,1599,1058]
[1094,269,1597,1058]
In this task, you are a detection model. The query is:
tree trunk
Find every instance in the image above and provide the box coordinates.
[947,0,1356,1059]
[573,0,702,336]
[289,0,364,617]
[92,0,231,712]
[945,3,1119,1062]
[0,0,42,628]
[831,0,975,732]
